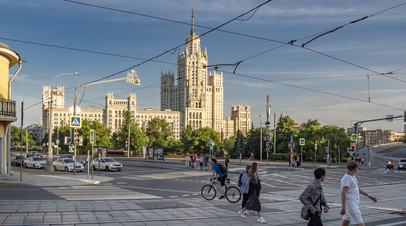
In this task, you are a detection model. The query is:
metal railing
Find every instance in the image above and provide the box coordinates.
[0,98,16,117]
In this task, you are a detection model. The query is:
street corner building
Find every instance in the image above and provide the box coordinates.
[0,42,22,175]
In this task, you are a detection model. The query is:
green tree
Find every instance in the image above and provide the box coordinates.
[10,126,36,149]
[181,126,220,155]
[276,115,297,154]
[145,117,172,147]
[245,127,270,160]
[223,134,236,156]
[296,119,322,161]
[76,120,111,154]
[112,111,147,154]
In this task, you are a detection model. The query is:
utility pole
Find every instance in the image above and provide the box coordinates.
[265,95,271,164]
[259,115,262,162]
[273,113,276,154]
[128,123,130,158]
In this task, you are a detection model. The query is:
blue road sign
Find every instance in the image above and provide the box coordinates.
[290,136,293,142]
[209,139,213,146]
[69,115,82,128]
[300,138,305,146]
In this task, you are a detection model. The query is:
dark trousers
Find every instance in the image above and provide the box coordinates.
[307,213,323,226]
[242,193,249,209]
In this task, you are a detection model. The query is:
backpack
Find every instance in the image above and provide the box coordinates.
[218,163,227,174]
[238,172,244,187]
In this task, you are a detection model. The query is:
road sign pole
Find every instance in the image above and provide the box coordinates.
[301,145,303,165]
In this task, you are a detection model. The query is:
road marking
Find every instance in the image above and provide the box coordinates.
[44,185,161,200]
[377,220,406,226]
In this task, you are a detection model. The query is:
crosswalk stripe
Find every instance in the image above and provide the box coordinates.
[44,186,161,200]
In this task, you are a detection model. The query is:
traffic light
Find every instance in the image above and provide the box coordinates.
[73,129,80,145]
[69,143,74,153]
[351,143,355,151]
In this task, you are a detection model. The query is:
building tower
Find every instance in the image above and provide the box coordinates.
[160,10,223,133]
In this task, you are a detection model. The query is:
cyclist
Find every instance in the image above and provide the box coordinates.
[211,158,227,199]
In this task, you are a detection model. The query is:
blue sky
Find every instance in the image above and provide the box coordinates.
[2,0,406,132]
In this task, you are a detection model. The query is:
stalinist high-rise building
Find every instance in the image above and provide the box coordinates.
[160,10,223,134]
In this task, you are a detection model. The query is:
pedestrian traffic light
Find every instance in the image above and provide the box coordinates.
[69,143,74,153]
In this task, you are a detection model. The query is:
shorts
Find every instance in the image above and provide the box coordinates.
[218,175,227,186]
[342,204,363,224]
[200,162,203,166]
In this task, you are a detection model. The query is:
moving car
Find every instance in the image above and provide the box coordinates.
[11,155,26,166]
[92,157,122,171]
[398,159,406,170]
[53,158,84,172]
[24,157,46,169]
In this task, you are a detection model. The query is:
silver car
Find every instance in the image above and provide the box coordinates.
[92,157,122,171]
[53,158,84,172]
[24,157,46,169]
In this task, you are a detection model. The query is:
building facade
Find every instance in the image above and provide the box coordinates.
[222,105,251,140]
[0,42,21,175]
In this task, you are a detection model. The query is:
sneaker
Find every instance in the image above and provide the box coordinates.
[245,211,250,214]
[218,196,225,200]
[257,217,266,224]
[238,210,245,218]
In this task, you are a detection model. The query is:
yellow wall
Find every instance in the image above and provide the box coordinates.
[0,56,9,99]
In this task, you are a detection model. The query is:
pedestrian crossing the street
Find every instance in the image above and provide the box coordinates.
[44,185,162,201]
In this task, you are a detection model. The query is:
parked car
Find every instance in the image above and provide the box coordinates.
[398,159,406,170]
[58,154,73,159]
[92,157,122,171]
[53,158,84,172]
[24,157,46,169]
[11,155,26,166]
[26,151,39,157]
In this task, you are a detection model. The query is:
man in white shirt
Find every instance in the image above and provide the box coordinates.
[340,160,377,226]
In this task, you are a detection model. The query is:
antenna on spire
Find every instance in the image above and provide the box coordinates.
[190,9,196,35]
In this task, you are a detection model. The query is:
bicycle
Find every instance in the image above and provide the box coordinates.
[201,178,241,203]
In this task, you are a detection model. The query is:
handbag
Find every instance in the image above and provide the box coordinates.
[300,195,321,220]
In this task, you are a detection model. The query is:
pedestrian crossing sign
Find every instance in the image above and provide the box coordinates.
[69,115,82,128]
[351,134,358,141]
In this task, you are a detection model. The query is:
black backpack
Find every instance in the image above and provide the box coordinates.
[238,172,244,187]
[218,163,227,174]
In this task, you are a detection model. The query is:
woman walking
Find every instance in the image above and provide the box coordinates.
[240,162,266,223]
[238,165,251,218]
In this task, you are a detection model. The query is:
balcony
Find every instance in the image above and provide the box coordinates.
[0,98,16,118]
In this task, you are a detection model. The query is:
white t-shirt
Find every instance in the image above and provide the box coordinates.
[341,173,360,205]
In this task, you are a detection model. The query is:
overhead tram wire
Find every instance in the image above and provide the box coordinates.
[221,69,405,111]
[62,0,272,87]
[300,1,406,47]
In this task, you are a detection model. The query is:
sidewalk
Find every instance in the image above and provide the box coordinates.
[0,170,113,187]
[0,184,404,225]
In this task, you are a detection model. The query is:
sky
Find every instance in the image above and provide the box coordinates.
[2,0,406,132]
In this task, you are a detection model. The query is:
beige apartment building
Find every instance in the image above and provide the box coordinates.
[358,129,405,146]
[222,105,251,140]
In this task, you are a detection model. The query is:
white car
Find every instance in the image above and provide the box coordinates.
[92,157,122,171]
[24,157,46,169]
[53,158,84,172]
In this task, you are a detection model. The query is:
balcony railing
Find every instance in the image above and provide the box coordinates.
[0,98,16,117]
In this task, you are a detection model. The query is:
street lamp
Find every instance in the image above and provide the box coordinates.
[45,72,80,172]
[71,70,140,175]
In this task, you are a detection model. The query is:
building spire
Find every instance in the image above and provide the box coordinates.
[190,9,196,35]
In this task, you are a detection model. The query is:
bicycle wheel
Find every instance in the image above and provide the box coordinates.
[225,185,241,203]
[201,185,216,200]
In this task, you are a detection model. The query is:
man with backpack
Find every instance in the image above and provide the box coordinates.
[211,158,227,199]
